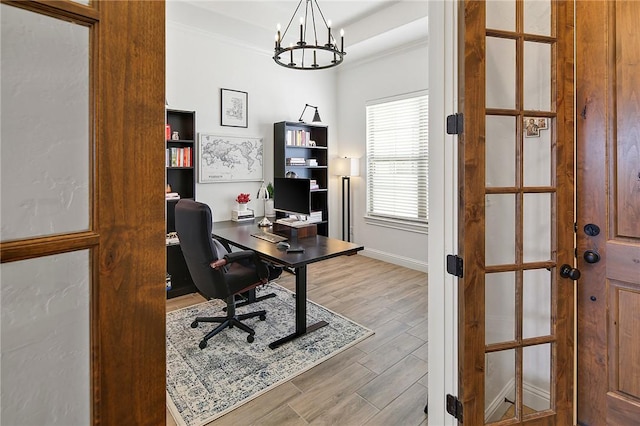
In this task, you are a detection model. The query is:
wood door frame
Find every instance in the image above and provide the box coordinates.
[0,1,166,423]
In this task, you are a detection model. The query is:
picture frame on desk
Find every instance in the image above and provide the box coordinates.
[220,88,248,128]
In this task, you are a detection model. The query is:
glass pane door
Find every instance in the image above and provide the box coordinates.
[459,0,574,424]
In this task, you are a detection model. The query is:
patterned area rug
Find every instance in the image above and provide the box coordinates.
[166,283,374,426]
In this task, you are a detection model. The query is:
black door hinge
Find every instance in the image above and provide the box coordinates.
[446,254,463,278]
[446,394,463,422]
[446,113,464,135]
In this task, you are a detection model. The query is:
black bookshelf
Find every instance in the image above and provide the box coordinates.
[166,109,196,298]
[274,121,329,236]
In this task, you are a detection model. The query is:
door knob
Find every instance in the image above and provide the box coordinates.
[583,250,601,264]
[560,264,581,280]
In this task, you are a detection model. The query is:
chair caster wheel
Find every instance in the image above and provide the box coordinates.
[259,314,266,321]
[199,340,207,349]
[247,334,254,343]
[191,321,198,328]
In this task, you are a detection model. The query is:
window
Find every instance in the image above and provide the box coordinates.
[365,91,428,231]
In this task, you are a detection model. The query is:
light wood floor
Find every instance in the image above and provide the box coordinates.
[166,254,429,426]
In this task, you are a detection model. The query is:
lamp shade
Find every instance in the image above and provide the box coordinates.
[257,182,270,200]
[334,157,360,177]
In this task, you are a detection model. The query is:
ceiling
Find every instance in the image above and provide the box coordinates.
[174,0,429,63]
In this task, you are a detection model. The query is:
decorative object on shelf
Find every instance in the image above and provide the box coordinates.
[285,171,298,178]
[235,193,250,211]
[221,88,248,128]
[198,134,263,182]
[334,156,360,242]
[171,131,180,140]
[165,124,171,140]
[256,182,272,227]
[298,103,322,123]
[273,0,346,70]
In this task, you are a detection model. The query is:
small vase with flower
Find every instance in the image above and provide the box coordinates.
[235,193,251,211]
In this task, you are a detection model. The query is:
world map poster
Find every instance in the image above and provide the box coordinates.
[198,134,263,182]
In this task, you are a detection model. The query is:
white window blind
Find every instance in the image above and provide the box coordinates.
[366,91,428,225]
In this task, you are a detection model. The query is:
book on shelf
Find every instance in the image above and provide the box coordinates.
[285,129,312,146]
[286,157,306,166]
[165,192,180,200]
[306,159,318,166]
[166,147,192,167]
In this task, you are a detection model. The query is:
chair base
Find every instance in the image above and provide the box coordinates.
[191,309,266,348]
[234,291,277,308]
[224,287,277,311]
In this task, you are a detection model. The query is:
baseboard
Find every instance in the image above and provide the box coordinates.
[360,248,428,272]
[484,377,551,421]
[523,381,550,411]
[485,377,515,422]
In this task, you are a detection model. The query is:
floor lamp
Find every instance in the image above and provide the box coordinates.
[335,157,360,242]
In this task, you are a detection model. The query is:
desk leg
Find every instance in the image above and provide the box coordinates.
[268,264,328,349]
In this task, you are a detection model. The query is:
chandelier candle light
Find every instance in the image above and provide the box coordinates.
[273,0,346,70]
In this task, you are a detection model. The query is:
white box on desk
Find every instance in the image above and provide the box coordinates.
[232,209,254,221]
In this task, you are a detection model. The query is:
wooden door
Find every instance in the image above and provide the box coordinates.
[576,2,640,425]
[0,1,166,423]
[457,1,574,424]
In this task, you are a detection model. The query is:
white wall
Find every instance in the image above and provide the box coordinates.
[167,2,429,271]
[335,43,429,271]
[167,1,337,224]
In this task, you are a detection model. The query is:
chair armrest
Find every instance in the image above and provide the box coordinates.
[210,250,268,282]
[209,251,252,269]
[224,250,255,263]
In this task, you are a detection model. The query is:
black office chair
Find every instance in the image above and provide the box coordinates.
[175,199,269,348]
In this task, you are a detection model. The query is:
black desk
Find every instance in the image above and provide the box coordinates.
[211,220,364,349]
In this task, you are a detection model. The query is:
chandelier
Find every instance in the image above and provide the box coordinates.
[273,0,346,70]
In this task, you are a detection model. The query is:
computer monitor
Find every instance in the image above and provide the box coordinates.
[273,177,311,217]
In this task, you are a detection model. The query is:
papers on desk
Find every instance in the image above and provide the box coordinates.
[275,218,314,228]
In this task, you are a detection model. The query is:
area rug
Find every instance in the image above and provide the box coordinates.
[166,283,374,426]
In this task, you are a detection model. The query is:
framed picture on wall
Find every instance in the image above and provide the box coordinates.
[220,88,248,128]
[198,133,263,182]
